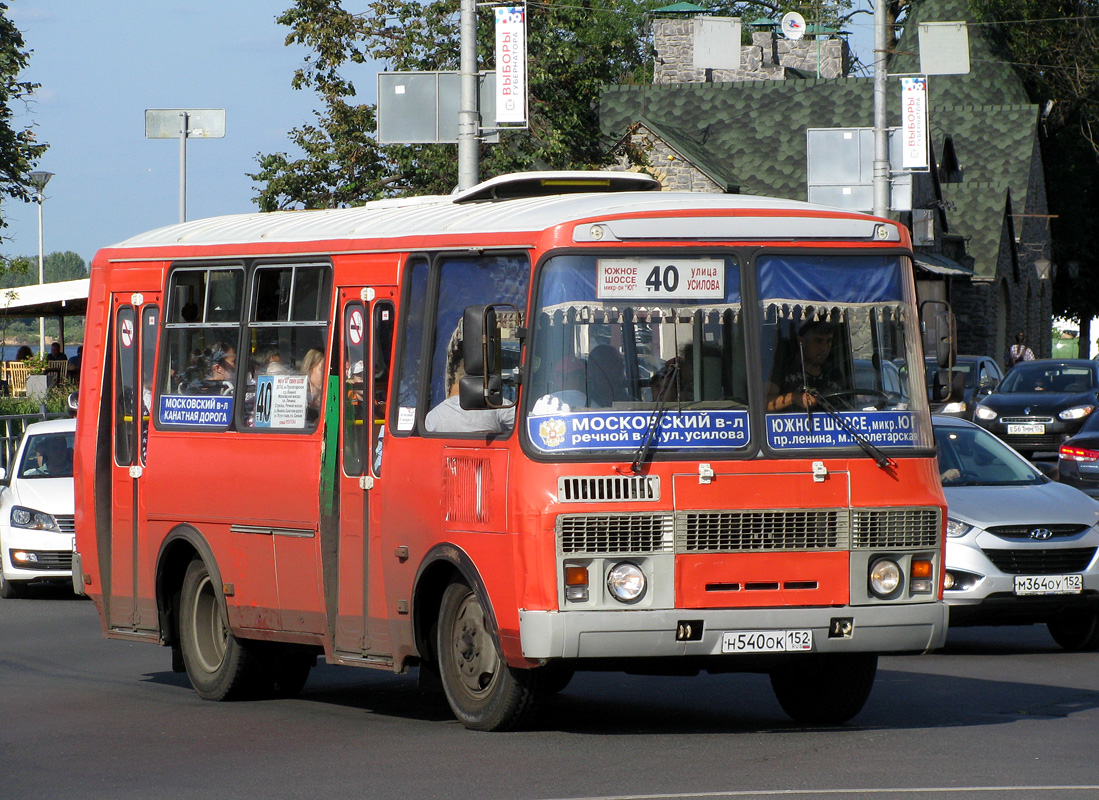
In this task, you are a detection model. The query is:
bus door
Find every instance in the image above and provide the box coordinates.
[108,295,161,633]
[334,288,396,658]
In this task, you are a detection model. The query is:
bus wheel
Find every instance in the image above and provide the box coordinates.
[1047,609,1099,651]
[179,558,262,701]
[264,647,316,698]
[436,580,538,731]
[769,653,877,725]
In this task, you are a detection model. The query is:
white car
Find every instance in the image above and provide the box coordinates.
[0,418,76,598]
[936,415,1099,649]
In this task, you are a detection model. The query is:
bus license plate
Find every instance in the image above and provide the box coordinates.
[1014,574,1083,596]
[721,629,813,653]
[1007,423,1045,435]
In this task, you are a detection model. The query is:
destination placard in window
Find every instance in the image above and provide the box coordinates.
[766,410,919,449]
[596,258,725,300]
[527,409,749,452]
[159,394,233,427]
[254,373,308,428]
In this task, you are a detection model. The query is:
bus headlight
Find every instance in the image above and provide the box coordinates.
[869,558,902,598]
[607,562,646,603]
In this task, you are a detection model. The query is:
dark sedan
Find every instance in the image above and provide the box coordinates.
[1058,411,1099,499]
[973,359,1099,456]
[926,355,1003,420]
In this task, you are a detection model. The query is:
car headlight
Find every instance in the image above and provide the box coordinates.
[1059,405,1095,421]
[946,518,974,538]
[941,401,967,414]
[868,558,902,598]
[10,506,60,532]
[606,562,646,603]
[974,406,997,421]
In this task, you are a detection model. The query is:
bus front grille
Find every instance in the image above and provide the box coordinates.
[677,510,848,552]
[558,475,660,502]
[851,508,941,549]
[558,513,674,554]
[557,507,940,555]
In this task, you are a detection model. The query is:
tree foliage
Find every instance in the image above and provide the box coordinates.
[968,0,1099,325]
[252,0,853,208]
[0,3,48,222]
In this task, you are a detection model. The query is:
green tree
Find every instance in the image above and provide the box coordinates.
[968,0,1099,338]
[0,3,49,262]
[254,0,823,208]
[0,250,88,288]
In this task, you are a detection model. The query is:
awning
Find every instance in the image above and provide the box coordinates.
[0,278,89,317]
[913,252,973,277]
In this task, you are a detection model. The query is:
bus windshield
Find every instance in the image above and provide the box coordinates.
[525,251,931,457]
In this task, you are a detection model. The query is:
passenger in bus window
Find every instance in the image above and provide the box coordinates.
[587,345,628,407]
[303,348,326,423]
[203,345,237,395]
[253,345,289,375]
[765,320,844,412]
[424,336,514,434]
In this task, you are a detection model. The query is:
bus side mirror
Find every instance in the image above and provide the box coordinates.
[460,303,520,410]
[920,299,954,368]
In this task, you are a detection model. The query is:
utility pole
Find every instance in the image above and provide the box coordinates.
[458,0,479,191]
[872,0,890,218]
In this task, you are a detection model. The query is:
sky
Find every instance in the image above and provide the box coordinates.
[2,1,878,270]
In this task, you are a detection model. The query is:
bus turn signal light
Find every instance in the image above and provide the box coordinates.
[565,566,588,586]
[911,559,932,579]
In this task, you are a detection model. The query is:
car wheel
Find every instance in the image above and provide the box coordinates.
[770,653,877,724]
[1047,609,1099,651]
[178,558,265,700]
[436,580,538,731]
[0,571,27,599]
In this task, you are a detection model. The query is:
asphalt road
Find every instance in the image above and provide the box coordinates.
[4,585,1099,800]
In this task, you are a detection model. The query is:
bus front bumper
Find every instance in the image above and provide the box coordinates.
[518,603,948,660]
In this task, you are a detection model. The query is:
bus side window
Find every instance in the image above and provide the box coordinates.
[244,264,331,430]
[393,257,429,434]
[161,267,244,428]
[372,300,395,474]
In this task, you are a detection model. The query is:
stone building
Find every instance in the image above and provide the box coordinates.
[601,0,1051,361]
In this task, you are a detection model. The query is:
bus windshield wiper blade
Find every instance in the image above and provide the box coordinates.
[630,362,679,475]
[811,392,896,470]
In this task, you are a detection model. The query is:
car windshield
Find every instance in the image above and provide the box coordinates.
[935,424,1043,486]
[999,363,1095,394]
[926,359,972,387]
[17,431,75,479]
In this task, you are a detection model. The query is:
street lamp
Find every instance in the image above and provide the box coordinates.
[28,170,53,355]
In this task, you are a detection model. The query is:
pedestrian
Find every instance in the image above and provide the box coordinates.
[1005,331,1035,370]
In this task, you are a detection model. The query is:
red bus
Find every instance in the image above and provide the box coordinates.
[74,171,950,730]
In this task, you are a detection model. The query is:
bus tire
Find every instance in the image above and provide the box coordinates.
[436,580,538,731]
[179,558,262,701]
[1047,609,1099,651]
[264,647,315,698]
[769,653,877,725]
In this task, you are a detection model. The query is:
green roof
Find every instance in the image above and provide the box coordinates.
[599,0,1041,279]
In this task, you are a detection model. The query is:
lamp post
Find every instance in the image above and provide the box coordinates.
[28,170,54,355]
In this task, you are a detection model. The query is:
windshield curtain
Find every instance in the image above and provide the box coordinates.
[526,253,748,455]
[758,253,932,452]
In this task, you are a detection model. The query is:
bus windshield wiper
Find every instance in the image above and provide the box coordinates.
[630,361,680,475]
[810,391,896,470]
